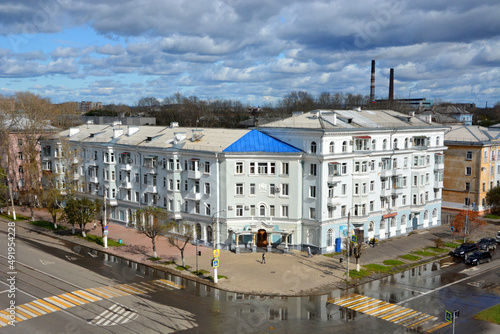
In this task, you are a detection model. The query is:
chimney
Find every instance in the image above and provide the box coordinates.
[370,60,375,103]
[389,68,394,102]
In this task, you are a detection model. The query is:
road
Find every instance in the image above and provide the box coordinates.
[1,221,500,333]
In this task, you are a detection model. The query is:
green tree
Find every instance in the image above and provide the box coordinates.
[41,174,65,229]
[486,185,500,214]
[166,221,194,267]
[134,206,169,258]
[63,197,100,237]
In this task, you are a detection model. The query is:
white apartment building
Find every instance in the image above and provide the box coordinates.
[41,109,448,254]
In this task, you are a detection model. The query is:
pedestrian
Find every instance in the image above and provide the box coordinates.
[261,252,266,264]
[307,246,312,258]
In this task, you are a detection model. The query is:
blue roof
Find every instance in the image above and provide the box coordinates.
[223,130,301,153]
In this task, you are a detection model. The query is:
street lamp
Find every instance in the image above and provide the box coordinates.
[102,186,108,248]
[211,209,225,284]
[464,176,476,243]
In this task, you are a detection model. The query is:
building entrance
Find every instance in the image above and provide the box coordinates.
[257,229,267,247]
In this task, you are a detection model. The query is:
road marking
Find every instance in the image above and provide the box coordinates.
[0,278,183,327]
[328,294,448,332]
[39,260,55,265]
[91,303,138,326]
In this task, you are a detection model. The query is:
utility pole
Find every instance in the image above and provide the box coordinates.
[464,176,476,243]
[103,188,108,248]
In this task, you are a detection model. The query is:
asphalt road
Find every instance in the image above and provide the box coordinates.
[1,221,499,334]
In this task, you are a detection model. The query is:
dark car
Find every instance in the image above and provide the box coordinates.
[452,243,478,257]
[477,238,497,251]
[465,251,492,265]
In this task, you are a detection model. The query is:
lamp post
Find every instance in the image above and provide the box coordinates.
[464,176,476,243]
[211,209,225,284]
[103,187,108,249]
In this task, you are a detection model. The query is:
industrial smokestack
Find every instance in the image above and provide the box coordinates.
[370,60,375,103]
[389,68,394,102]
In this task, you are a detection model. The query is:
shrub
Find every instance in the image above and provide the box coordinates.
[433,237,444,249]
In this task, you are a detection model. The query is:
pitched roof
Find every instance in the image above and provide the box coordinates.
[223,129,301,153]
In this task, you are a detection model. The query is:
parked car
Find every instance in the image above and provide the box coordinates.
[477,238,497,251]
[496,231,500,243]
[452,243,478,257]
[465,251,492,265]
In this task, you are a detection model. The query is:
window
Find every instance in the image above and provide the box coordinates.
[404,138,409,148]
[413,194,417,205]
[250,205,255,216]
[341,184,347,195]
[328,163,340,176]
[465,167,472,176]
[236,205,243,217]
[205,182,211,195]
[341,205,346,217]
[466,151,472,160]
[402,195,406,205]
[310,141,317,153]
[370,181,375,192]
[249,162,255,174]
[342,141,347,152]
[235,183,244,195]
[328,185,334,198]
[236,162,243,174]
[310,164,317,176]
[270,205,275,217]
[281,183,289,196]
[482,182,486,191]
[465,182,471,191]
[382,139,387,150]
[250,183,255,195]
[18,166,23,174]
[370,201,374,212]
[371,139,376,150]
[369,221,374,232]
[135,191,139,202]
[281,205,289,218]
[341,163,347,174]
[309,207,316,219]
[309,186,316,198]
[204,162,210,174]
[259,205,266,216]
[380,219,385,230]
[281,162,289,175]
[328,206,334,218]
[329,142,334,153]
[354,183,359,195]
[258,162,268,174]
[18,152,23,160]
[270,183,276,195]
[270,163,276,174]
[393,138,398,149]
[436,137,440,146]
[168,179,173,190]
[484,149,488,163]
[327,229,334,246]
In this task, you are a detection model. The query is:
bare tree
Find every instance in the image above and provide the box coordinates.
[134,206,169,258]
[166,221,194,267]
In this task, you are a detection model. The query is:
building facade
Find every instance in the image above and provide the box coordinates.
[41,109,447,253]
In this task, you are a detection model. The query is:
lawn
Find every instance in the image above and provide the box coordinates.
[29,220,67,231]
[363,264,392,273]
[0,213,29,221]
[412,250,437,257]
[444,242,461,248]
[399,254,421,261]
[474,303,500,325]
[348,269,371,279]
[424,247,449,253]
[79,234,125,247]
[383,259,405,266]
[483,214,500,219]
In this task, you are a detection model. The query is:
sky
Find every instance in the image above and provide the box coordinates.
[0,0,499,107]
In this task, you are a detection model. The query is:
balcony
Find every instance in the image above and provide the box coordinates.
[434,163,444,171]
[186,192,201,200]
[434,180,443,189]
[380,169,395,177]
[380,188,391,197]
[327,173,341,184]
[145,185,157,193]
[121,164,132,171]
[327,197,342,207]
[120,181,132,189]
[143,166,157,174]
[188,170,201,179]
[72,173,80,181]
[89,176,99,183]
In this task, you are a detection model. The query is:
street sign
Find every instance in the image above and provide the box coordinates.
[351,235,357,243]
[212,258,219,268]
[445,310,453,323]
[213,249,220,258]
[104,230,109,236]
[104,225,108,230]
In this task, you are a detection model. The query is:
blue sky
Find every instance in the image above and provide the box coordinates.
[0,0,499,107]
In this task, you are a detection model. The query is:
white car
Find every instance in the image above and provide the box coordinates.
[497,231,500,243]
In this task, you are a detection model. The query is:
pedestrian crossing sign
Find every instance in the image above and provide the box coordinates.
[445,310,452,323]
[212,258,219,268]
[213,249,220,257]
[351,235,357,243]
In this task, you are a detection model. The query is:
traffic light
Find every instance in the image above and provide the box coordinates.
[339,258,343,264]
[197,251,201,256]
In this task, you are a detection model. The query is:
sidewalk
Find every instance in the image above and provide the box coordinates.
[6,206,500,296]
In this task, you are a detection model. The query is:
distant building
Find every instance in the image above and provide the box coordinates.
[418,105,473,126]
[81,116,156,126]
[443,125,500,216]
[375,98,434,109]
[78,101,102,113]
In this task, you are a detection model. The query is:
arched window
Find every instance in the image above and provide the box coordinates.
[383,139,387,150]
[401,215,407,225]
[432,208,438,218]
[259,204,266,216]
[329,141,335,153]
[424,210,429,220]
[436,136,440,146]
[327,229,333,247]
[342,141,347,152]
[380,219,385,230]
[371,139,376,150]
[196,223,202,240]
[207,226,213,243]
[369,221,374,232]
[393,138,398,149]
[391,217,396,227]
[404,138,409,148]
[310,141,317,153]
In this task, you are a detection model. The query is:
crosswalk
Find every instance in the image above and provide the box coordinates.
[90,303,138,326]
[328,294,450,333]
[0,279,182,327]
